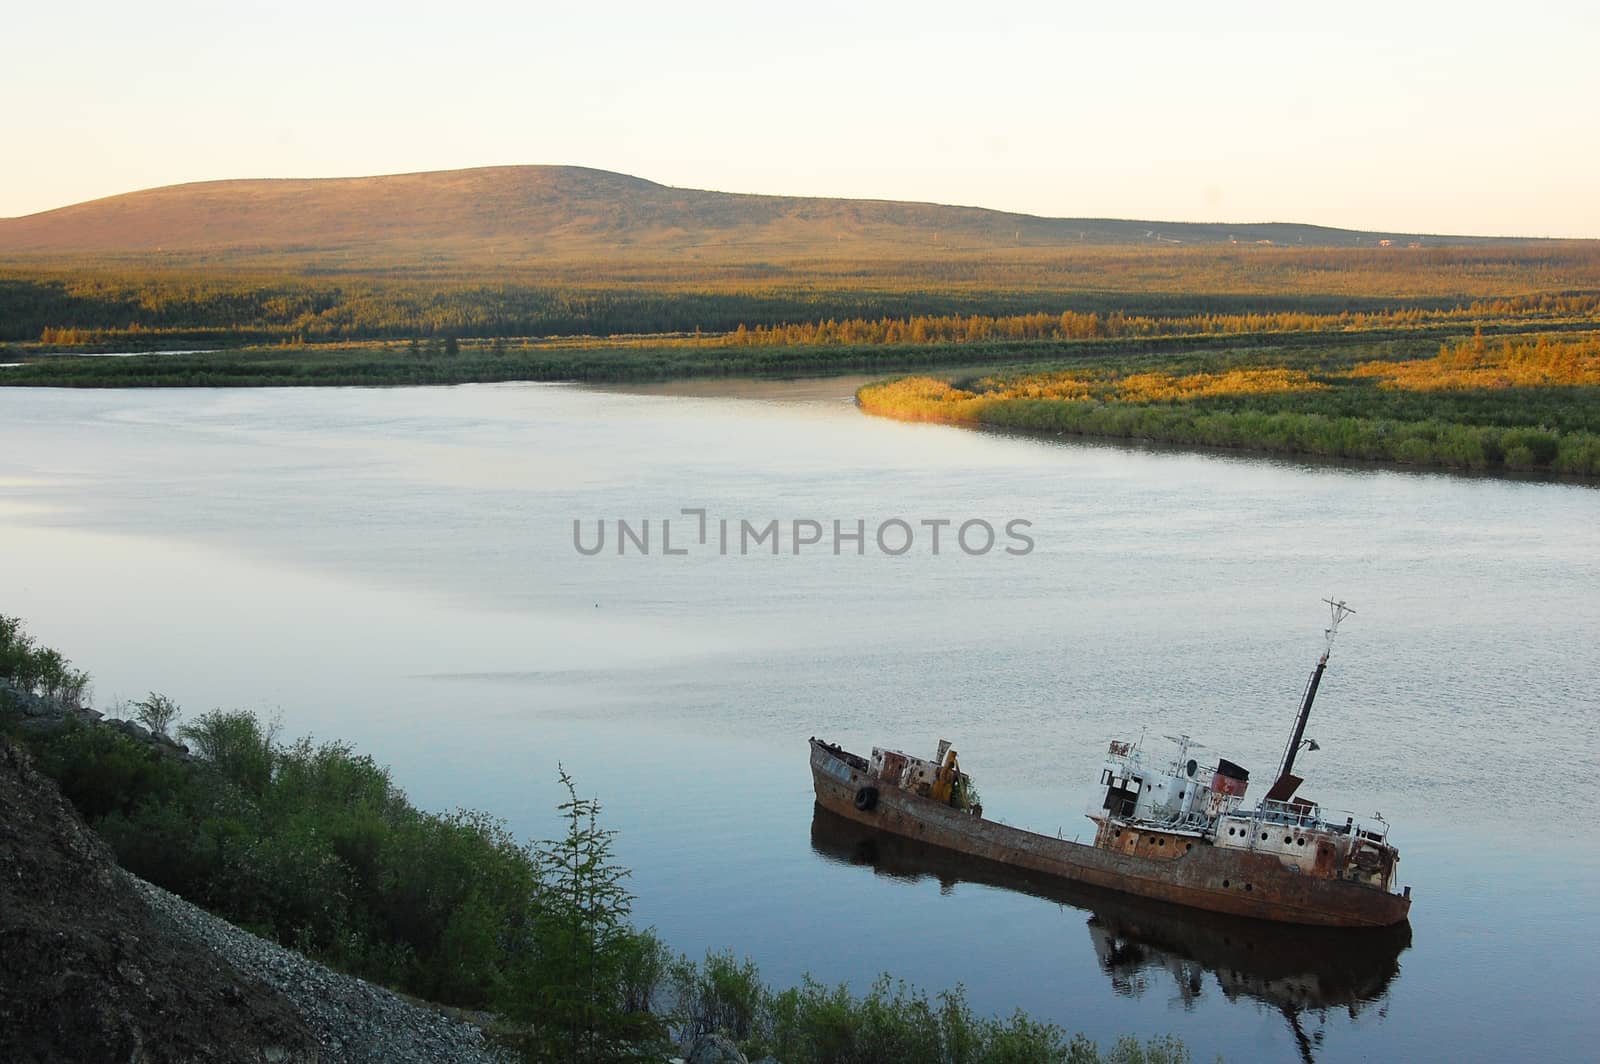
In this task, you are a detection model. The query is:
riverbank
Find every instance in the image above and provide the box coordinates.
[856,332,1600,477]
[0,328,1482,389]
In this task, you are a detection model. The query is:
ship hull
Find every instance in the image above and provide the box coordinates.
[811,739,1410,928]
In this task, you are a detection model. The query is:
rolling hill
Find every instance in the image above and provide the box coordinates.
[0,165,1531,265]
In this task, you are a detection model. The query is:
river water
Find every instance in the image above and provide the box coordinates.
[1,380,1595,1062]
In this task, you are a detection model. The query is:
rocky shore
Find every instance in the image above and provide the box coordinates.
[2,677,195,760]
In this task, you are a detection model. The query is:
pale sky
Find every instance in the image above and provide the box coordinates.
[5,0,1598,237]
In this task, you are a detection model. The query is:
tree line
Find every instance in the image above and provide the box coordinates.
[5,251,1599,345]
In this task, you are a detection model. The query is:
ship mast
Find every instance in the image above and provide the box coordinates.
[1267,599,1354,801]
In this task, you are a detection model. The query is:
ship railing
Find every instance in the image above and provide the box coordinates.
[1246,798,1391,842]
[1122,809,1212,834]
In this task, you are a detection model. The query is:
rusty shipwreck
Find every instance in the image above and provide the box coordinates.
[809,600,1411,927]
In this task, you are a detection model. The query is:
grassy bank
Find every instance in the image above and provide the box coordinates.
[0,616,1190,1063]
[856,331,1600,477]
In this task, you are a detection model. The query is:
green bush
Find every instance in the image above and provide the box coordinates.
[131,692,181,737]
[1499,428,1560,467]
[736,972,1185,1064]
[0,615,91,704]
[670,949,765,1045]
[22,705,543,1010]
[28,720,194,821]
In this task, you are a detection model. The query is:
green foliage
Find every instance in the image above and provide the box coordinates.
[670,949,766,1044]
[1097,1034,1193,1064]
[494,768,667,1062]
[178,709,279,794]
[21,705,542,1009]
[27,720,195,822]
[0,615,91,704]
[735,973,1181,1064]
[130,691,181,737]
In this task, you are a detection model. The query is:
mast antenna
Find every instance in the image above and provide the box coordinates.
[1321,597,1355,654]
[1266,599,1356,801]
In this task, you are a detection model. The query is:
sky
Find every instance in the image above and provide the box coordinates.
[5,0,1598,237]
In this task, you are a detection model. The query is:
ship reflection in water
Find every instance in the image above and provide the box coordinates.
[809,805,1410,1063]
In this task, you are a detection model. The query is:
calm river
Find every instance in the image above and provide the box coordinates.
[2,380,1595,1062]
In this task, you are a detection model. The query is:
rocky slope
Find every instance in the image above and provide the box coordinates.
[0,735,501,1063]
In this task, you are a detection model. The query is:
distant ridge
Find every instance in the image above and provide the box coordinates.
[0,165,1541,264]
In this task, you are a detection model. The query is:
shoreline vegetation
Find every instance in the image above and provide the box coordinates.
[3,244,1598,480]
[0,615,1191,1064]
[856,331,1600,477]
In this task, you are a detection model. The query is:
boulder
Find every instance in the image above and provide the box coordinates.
[686,1032,749,1064]
[117,720,154,743]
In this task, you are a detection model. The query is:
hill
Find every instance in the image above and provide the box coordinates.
[0,165,1533,266]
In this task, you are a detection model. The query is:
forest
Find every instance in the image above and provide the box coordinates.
[4,243,1600,346]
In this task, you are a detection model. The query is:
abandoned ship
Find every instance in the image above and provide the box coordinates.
[809,600,1411,927]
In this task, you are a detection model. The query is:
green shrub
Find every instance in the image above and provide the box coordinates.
[21,702,544,1011]
[670,949,766,1044]
[27,720,193,821]
[0,615,90,704]
[736,972,1182,1064]
[1499,428,1560,467]
[131,692,181,737]
[178,709,278,794]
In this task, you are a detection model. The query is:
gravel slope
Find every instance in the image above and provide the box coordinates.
[132,878,507,1064]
